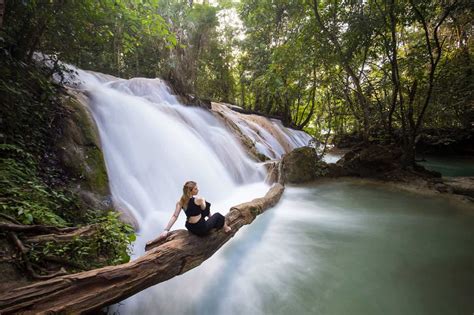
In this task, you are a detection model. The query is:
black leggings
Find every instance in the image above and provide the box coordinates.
[185,213,225,236]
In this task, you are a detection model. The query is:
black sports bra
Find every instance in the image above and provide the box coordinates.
[184,197,210,218]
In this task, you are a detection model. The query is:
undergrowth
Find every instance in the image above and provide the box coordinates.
[0,49,135,273]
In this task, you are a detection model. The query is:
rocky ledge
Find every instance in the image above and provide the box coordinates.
[276,145,474,204]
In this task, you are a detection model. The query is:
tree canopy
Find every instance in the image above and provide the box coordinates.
[1,0,472,162]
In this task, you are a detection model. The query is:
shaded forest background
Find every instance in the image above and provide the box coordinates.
[3,0,472,141]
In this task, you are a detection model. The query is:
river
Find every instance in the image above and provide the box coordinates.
[70,68,474,315]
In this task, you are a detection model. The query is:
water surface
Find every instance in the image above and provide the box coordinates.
[118,180,474,315]
[418,155,474,177]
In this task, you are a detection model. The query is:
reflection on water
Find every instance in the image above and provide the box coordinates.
[117,180,474,315]
[418,156,474,177]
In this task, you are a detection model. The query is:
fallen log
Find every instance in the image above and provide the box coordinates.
[0,183,284,314]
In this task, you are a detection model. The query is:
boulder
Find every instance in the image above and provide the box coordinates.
[55,90,111,211]
[337,144,403,178]
[280,147,328,184]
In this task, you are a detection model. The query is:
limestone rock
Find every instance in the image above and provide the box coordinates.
[336,144,403,178]
[56,90,111,211]
[280,147,328,184]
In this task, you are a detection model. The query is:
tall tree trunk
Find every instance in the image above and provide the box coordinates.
[401,0,456,166]
[0,0,4,29]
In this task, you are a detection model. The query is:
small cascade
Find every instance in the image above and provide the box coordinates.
[212,103,313,160]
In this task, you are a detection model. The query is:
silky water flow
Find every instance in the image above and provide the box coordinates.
[72,70,309,314]
[73,70,474,315]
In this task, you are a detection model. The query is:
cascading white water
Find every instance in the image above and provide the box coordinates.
[71,71,272,253]
[64,67,315,314]
[212,103,313,160]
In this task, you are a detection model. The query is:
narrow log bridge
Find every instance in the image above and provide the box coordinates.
[0,184,284,314]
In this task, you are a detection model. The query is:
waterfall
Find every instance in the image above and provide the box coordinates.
[67,67,313,314]
[212,103,313,160]
[71,71,270,252]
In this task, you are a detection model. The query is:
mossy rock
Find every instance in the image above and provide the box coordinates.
[337,144,403,178]
[56,91,110,205]
[280,147,328,184]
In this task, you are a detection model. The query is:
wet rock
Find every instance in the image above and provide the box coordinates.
[336,144,403,178]
[443,177,474,197]
[433,183,453,193]
[56,90,111,211]
[280,147,328,184]
[263,161,280,184]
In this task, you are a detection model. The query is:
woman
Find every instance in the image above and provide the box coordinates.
[160,181,231,238]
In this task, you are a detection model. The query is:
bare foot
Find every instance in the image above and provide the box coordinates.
[224,225,232,233]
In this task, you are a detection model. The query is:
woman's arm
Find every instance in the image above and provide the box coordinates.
[196,196,207,210]
[196,196,211,217]
[159,202,181,238]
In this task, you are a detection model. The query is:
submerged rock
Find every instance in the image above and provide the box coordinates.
[280,147,328,184]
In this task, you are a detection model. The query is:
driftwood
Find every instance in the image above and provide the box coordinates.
[0,183,284,314]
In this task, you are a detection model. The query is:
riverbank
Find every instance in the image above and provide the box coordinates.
[323,144,474,203]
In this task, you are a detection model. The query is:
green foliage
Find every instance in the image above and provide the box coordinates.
[237,0,473,146]
[1,143,136,269]
[1,0,176,76]
[0,51,135,271]
[153,1,237,102]
[28,212,135,270]
[0,53,61,155]
[0,145,69,226]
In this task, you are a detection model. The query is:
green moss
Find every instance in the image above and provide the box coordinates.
[58,95,110,196]
[84,147,109,195]
[65,95,101,145]
[249,206,261,217]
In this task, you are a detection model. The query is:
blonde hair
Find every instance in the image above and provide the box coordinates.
[180,181,196,210]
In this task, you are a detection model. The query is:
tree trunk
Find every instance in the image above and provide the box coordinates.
[0,184,284,314]
[311,0,371,142]
[0,0,4,29]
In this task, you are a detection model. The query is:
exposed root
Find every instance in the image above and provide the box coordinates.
[0,213,21,224]
[8,232,68,280]
[0,222,79,234]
